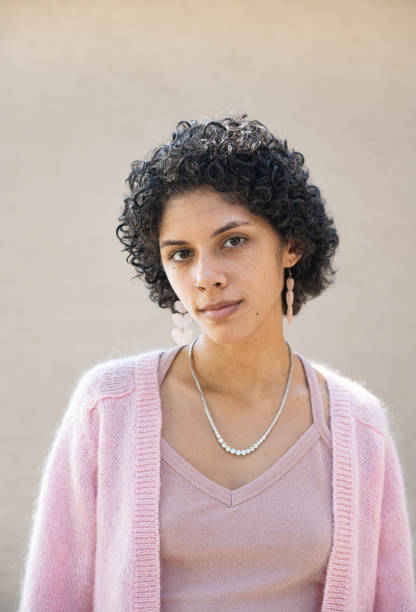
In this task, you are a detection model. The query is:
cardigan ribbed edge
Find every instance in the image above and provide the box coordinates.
[134,350,162,609]
[321,371,354,610]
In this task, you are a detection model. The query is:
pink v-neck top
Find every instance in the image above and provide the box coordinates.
[158,345,333,611]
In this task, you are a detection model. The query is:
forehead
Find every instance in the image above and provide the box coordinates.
[159,186,265,231]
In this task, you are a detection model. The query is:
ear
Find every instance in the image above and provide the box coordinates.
[282,237,303,268]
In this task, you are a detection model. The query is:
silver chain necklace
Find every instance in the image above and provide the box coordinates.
[187,337,293,456]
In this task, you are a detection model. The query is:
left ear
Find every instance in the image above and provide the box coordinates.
[283,238,303,268]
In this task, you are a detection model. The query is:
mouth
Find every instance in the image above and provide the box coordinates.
[201,300,242,321]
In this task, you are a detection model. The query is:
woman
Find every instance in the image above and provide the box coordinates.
[18,114,415,611]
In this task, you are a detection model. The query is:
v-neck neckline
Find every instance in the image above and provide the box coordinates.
[159,344,331,507]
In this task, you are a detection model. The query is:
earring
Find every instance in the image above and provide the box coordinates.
[171,300,194,345]
[286,267,294,324]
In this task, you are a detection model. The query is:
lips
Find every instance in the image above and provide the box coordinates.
[201,300,242,321]
[201,300,240,311]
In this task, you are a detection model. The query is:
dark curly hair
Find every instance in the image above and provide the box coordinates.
[116,113,339,317]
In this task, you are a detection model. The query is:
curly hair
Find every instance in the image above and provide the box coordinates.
[116,113,339,317]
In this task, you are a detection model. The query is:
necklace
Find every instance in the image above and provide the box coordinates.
[187,337,294,456]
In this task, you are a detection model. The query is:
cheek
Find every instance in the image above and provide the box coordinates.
[245,257,283,307]
[245,252,280,285]
[164,264,192,301]
[163,259,180,281]
[162,262,179,292]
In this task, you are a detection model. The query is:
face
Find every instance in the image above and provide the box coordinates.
[158,186,300,344]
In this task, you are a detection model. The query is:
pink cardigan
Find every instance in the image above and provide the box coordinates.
[18,347,416,611]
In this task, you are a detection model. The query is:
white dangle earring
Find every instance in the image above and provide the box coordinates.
[171,299,194,345]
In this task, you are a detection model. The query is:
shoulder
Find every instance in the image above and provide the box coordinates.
[310,358,392,437]
[70,347,164,404]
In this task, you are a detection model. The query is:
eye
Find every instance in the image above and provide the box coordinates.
[223,235,247,249]
[168,235,248,263]
[168,249,192,262]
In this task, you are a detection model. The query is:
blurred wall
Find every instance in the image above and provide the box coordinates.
[1,0,415,608]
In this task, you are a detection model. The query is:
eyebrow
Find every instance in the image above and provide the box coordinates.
[159,221,252,248]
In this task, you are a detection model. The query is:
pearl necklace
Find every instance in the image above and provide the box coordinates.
[187,337,293,456]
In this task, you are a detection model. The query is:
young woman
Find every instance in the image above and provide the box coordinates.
[19,114,415,611]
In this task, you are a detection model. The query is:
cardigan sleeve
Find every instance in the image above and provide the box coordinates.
[374,409,416,611]
[18,371,98,612]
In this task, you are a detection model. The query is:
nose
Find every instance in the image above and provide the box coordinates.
[193,252,227,291]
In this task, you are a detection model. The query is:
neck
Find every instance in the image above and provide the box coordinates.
[189,330,292,403]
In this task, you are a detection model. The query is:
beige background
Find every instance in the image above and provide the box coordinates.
[1,0,415,608]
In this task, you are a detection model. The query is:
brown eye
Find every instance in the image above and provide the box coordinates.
[223,235,247,248]
[169,249,192,262]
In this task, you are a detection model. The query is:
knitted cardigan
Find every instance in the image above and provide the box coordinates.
[18,347,416,611]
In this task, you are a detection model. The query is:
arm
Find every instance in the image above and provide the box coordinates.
[18,372,98,612]
[374,408,416,611]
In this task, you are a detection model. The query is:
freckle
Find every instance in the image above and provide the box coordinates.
[256,312,259,316]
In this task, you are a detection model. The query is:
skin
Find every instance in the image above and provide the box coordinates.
[158,185,304,407]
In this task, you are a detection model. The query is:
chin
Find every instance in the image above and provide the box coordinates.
[202,325,254,346]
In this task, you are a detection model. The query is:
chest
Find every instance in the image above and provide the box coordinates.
[160,370,329,491]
